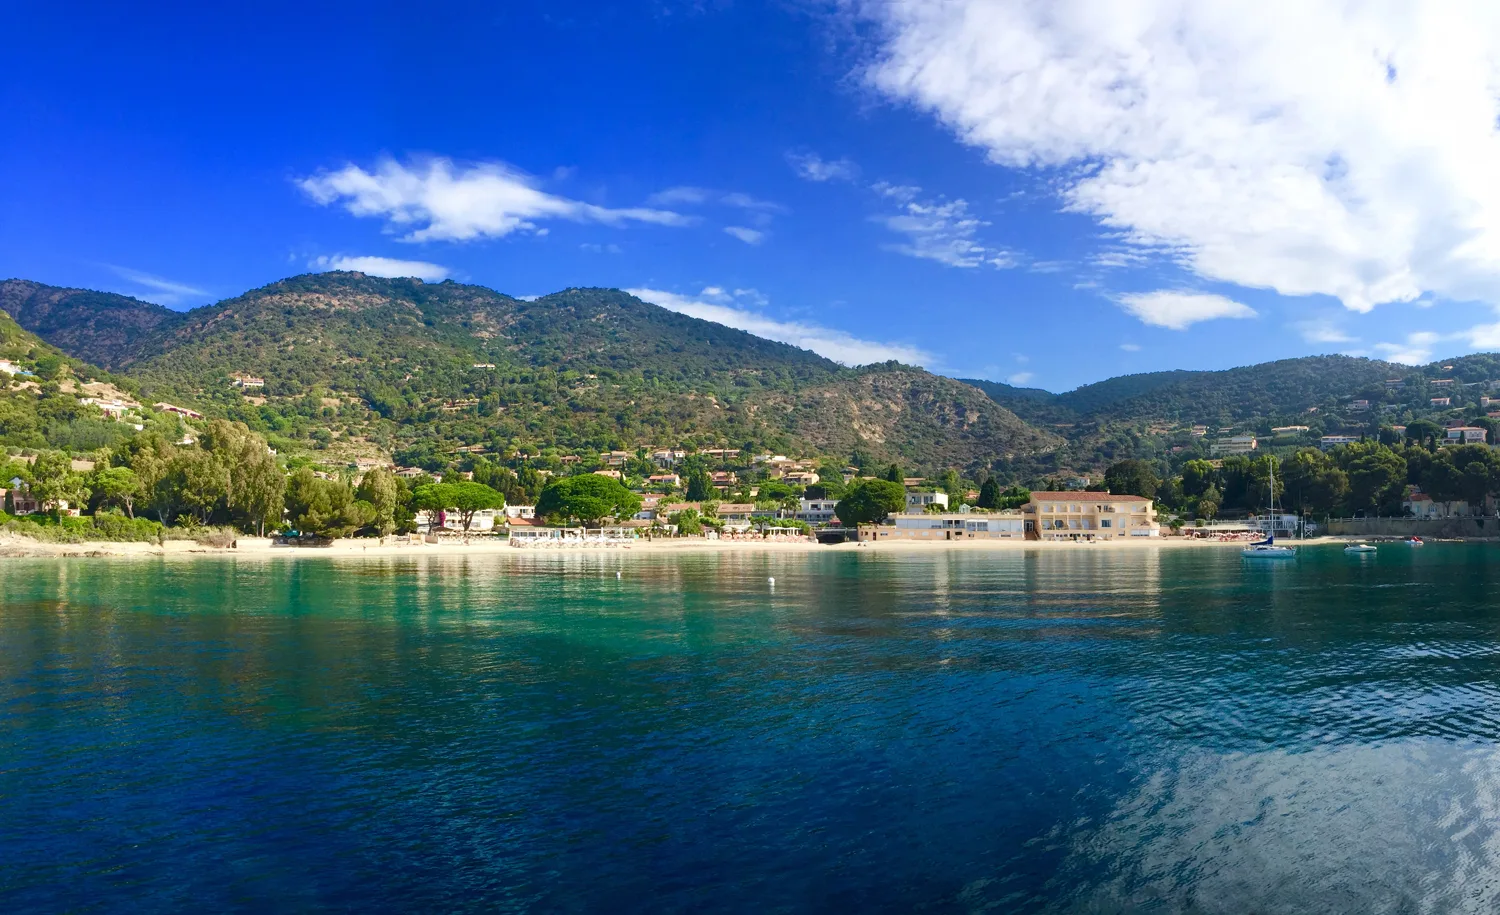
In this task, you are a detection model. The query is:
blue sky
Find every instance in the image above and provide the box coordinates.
[6,1,1500,390]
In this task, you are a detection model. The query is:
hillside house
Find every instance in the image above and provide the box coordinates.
[1210,435,1257,456]
[1431,397,1452,407]
[230,373,265,388]
[1445,426,1487,444]
[154,402,203,419]
[600,451,631,467]
[1431,379,1456,388]
[782,471,819,486]
[711,471,737,489]
[593,469,623,479]
[647,473,681,487]
[1349,400,1370,411]
[1320,435,1360,450]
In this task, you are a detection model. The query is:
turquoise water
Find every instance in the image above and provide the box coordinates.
[4,545,1500,911]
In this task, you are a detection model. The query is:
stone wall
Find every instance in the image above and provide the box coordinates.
[1323,517,1500,539]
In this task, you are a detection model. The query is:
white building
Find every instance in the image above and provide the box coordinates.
[905,491,949,513]
[872,512,1025,541]
[796,499,838,524]
[1445,426,1487,444]
[1210,435,1258,456]
[1320,435,1360,451]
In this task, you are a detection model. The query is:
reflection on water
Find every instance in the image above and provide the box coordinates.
[4,545,1500,911]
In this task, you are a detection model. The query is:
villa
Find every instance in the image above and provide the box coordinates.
[1024,492,1158,540]
[867,511,1026,541]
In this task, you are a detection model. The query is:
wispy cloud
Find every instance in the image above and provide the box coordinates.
[1374,331,1441,365]
[298,157,688,242]
[862,0,1500,313]
[1008,371,1035,385]
[579,242,623,254]
[627,286,932,366]
[107,266,207,307]
[1295,319,1357,345]
[723,226,766,245]
[786,150,859,182]
[872,187,1017,269]
[1117,291,1257,330]
[310,254,449,281]
[1120,342,1141,352]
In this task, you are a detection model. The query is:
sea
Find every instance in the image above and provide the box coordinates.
[4,544,1500,912]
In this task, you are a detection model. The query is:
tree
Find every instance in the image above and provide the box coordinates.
[439,481,506,533]
[670,508,704,535]
[356,466,399,537]
[1344,446,1406,515]
[996,485,1031,510]
[1103,460,1160,498]
[977,477,1002,509]
[30,450,90,511]
[284,468,374,539]
[682,458,714,501]
[835,479,907,524]
[1180,459,1217,499]
[536,474,642,524]
[1280,449,1347,517]
[1405,419,1444,447]
[883,463,904,483]
[92,466,142,519]
[1424,444,1500,514]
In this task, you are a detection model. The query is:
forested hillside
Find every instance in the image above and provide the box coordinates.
[0,280,184,368]
[3,273,1057,472]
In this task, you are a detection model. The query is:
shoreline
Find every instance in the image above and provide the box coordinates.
[0,533,1436,560]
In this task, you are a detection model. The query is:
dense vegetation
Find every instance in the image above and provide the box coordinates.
[3,273,1057,473]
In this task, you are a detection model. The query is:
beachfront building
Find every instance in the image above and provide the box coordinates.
[1025,493,1158,540]
[1210,435,1257,456]
[715,503,756,530]
[905,491,949,513]
[867,512,1026,541]
[796,499,838,524]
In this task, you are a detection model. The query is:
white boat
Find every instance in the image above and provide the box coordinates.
[1243,460,1296,559]
[1344,542,1377,554]
[1406,537,1424,546]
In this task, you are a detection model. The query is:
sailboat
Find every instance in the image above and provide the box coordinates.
[1243,459,1296,559]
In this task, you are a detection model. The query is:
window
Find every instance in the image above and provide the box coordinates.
[1101,519,1112,528]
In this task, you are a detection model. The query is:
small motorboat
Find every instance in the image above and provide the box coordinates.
[1344,542,1377,554]
[1406,536,1424,546]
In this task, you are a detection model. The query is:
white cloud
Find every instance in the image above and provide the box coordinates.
[310,255,449,281]
[1375,331,1441,365]
[724,226,766,245]
[1118,291,1257,330]
[874,193,1017,268]
[626,287,932,366]
[299,157,688,242]
[1008,371,1035,385]
[1295,319,1357,345]
[1120,342,1141,352]
[106,266,207,307]
[787,150,859,182]
[862,1,1500,313]
[580,242,623,254]
[647,186,712,206]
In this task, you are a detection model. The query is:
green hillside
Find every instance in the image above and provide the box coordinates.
[3,273,1059,472]
[0,279,184,369]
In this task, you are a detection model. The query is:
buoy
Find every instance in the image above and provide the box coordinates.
[768,576,775,585]
[616,571,622,579]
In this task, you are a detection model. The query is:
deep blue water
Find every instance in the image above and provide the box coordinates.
[5,545,1500,912]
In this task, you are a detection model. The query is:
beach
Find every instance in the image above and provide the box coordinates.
[0,532,1268,559]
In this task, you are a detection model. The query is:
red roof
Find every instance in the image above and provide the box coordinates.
[1030,492,1150,502]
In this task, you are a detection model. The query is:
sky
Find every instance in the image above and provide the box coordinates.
[7,1,1500,391]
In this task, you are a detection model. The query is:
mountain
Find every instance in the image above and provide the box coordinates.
[2,273,1059,471]
[0,279,184,369]
[963,356,1407,427]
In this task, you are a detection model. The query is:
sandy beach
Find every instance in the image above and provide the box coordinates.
[0,533,1279,559]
